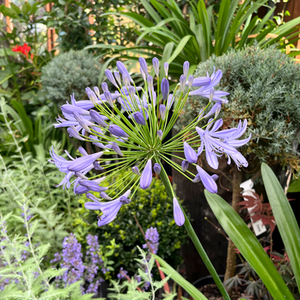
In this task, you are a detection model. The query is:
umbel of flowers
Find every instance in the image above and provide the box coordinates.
[50,58,250,227]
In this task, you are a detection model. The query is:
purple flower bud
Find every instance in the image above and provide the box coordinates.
[147,75,153,91]
[152,57,159,77]
[196,165,218,193]
[78,146,88,156]
[167,94,174,109]
[132,111,146,125]
[192,173,201,183]
[159,104,166,120]
[100,191,112,200]
[181,160,189,172]
[140,67,146,81]
[68,151,103,172]
[122,73,130,86]
[94,86,101,98]
[183,61,189,78]
[104,91,113,107]
[109,125,129,138]
[173,197,184,226]
[180,75,186,92]
[86,87,98,105]
[140,159,152,189]
[105,69,118,87]
[67,126,86,141]
[101,82,108,92]
[139,57,148,76]
[79,180,108,192]
[161,78,169,101]
[90,110,108,127]
[209,88,215,102]
[128,86,135,99]
[114,71,121,86]
[112,142,123,156]
[153,163,161,174]
[188,75,193,89]
[164,62,169,77]
[183,142,198,164]
[116,61,129,76]
[132,166,140,175]
[157,130,163,140]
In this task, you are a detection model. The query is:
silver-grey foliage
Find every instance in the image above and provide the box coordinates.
[177,46,300,166]
[41,50,102,106]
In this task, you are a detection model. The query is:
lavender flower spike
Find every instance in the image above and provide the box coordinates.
[109,124,129,138]
[173,197,185,226]
[183,142,198,164]
[68,151,103,172]
[140,159,152,189]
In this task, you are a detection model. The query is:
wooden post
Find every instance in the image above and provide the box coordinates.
[45,2,57,52]
[4,0,12,33]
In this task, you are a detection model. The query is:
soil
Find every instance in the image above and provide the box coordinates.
[196,284,242,300]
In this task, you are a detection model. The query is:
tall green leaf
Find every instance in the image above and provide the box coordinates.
[154,255,209,300]
[205,190,294,300]
[261,163,300,290]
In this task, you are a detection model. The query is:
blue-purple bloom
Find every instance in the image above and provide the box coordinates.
[173,198,185,226]
[140,159,152,189]
[50,57,250,228]
[143,227,159,254]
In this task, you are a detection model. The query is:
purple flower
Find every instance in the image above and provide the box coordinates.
[164,62,169,77]
[105,69,118,87]
[85,190,131,226]
[112,142,124,156]
[183,142,198,164]
[117,267,128,279]
[109,124,129,138]
[173,197,185,226]
[157,130,163,140]
[153,163,161,174]
[77,178,107,193]
[181,160,189,172]
[161,78,169,101]
[194,165,218,193]
[68,151,103,172]
[196,119,249,169]
[190,77,211,87]
[132,111,146,125]
[183,61,189,78]
[159,104,166,120]
[132,166,140,175]
[139,57,148,76]
[140,159,153,189]
[152,57,159,77]
[143,227,159,254]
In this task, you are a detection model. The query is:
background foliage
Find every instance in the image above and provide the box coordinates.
[72,170,188,278]
[178,46,300,168]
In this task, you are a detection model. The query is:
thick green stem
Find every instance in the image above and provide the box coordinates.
[158,163,230,300]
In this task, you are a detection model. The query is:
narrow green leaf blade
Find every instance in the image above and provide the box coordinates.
[261,162,300,290]
[205,190,294,300]
[154,255,209,300]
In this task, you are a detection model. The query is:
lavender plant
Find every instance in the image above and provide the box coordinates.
[51,233,108,295]
[108,247,176,300]
[50,58,251,299]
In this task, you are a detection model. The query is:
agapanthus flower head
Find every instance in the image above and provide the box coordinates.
[50,57,250,227]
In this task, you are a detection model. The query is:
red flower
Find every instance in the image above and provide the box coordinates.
[12,43,32,59]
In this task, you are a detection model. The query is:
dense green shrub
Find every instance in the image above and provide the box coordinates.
[178,46,300,167]
[41,50,102,107]
[72,170,188,278]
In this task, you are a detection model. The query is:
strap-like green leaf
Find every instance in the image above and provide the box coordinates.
[261,162,300,290]
[154,255,209,300]
[205,190,294,300]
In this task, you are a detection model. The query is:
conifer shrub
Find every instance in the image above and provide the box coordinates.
[178,46,300,167]
[41,50,102,107]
